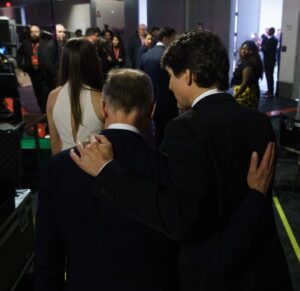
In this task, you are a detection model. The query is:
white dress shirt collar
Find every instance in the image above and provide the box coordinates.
[156,41,165,46]
[107,123,140,134]
[191,88,223,108]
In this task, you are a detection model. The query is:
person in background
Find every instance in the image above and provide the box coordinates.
[44,24,67,89]
[107,35,126,69]
[151,26,160,44]
[136,32,153,68]
[232,40,263,109]
[196,22,204,31]
[17,25,53,112]
[140,27,177,149]
[85,27,99,44]
[127,24,147,68]
[103,30,113,42]
[260,27,269,52]
[74,29,82,37]
[262,27,278,98]
[46,38,104,154]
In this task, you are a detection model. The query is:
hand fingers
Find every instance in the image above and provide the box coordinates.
[76,141,84,156]
[269,142,276,169]
[95,135,112,145]
[89,135,98,144]
[249,151,259,174]
[70,148,81,164]
[259,142,273,171]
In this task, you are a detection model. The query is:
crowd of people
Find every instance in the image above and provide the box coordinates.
[15,22,293,291]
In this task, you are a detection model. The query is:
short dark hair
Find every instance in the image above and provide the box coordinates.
[161,31,229,90]
[151,26,159,32]
[103,69,153,114]
[157,27,175,41]
[268,27,275,36]
[240,40,263,79]
[85,27,98,37]
[74,29,82,37]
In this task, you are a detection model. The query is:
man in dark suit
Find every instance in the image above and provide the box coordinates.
[262,27,278,97]
[71,32,292,291]
[35,69,180,291]
[127,24,147,68]
[140,27,178,148]
[44,24,67,89]
[17,25,54,112]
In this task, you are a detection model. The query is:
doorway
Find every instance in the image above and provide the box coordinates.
[232,0,283,94]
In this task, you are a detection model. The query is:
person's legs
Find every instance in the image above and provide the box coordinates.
[264,60,275,97]
[29,71,44,112]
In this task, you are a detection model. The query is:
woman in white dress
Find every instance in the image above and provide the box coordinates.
[47,38,104,154]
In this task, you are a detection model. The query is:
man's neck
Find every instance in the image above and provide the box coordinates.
[104,111,143,132]
[189,86,219,106]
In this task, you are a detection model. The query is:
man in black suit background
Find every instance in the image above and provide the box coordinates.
[17,25,54,112]
[140,27,178,148]
[127,23,147,68]
[71,31,292,291]
[262,27,278,97]
[44,24,67,89]
[35,69,180,291]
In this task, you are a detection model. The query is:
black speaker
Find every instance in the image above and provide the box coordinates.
[0,191,34,291]
[0,19,11,44]
[0,124,22,225]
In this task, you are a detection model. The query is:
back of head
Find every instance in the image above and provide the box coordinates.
[240,40,263,79]
[161,30,229,91]
[157,27,176,42]
[85,27,98,37]
[60,38,104,133]
[60,37,104,90]
[103,69,153,115]
[268,27,275,36]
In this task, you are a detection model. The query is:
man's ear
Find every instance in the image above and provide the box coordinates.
[185,69,192,86]
[101,98,109,120]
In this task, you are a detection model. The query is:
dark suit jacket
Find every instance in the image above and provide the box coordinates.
[127,33,142,68]
[35,129,180,291]
[140,44,178,148]
[17,38,53,78]
[94,93,292,291]
[262,36,278,65]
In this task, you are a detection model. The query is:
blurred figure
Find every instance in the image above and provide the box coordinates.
[107,35,126,69]
[232,40,263,109]
[136,32,153,68]
[55,24,67,54]
[196,22,204,31]
[251,32,260,49]
[46,38,104,154]
[44,24,67,89]
[151,26,160,43]
[17,25,54,112]
[140,27,177,149]
[103,30,113,42]
[260,27,269,52]
[74,29,82,37]
[85,27,99,44]
[127,24,147,68]
[262,27,278,97]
